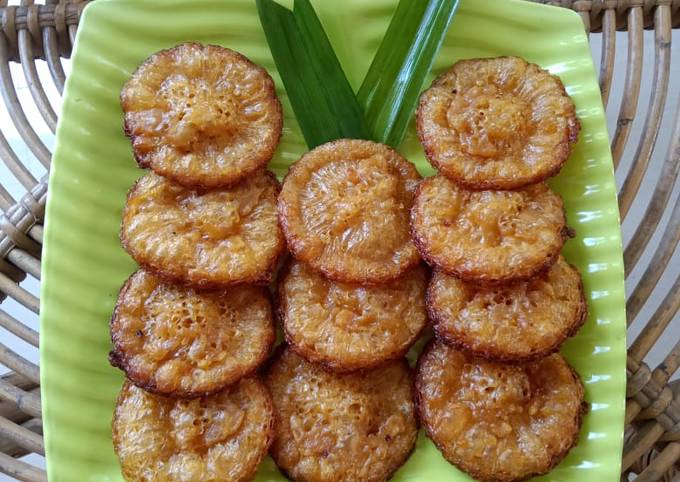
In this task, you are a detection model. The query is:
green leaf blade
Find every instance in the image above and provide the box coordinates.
[358,0,460,148]
[293,0,369,140]
[257,0,368,148]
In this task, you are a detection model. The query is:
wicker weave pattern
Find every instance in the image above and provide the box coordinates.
[0,1,678,481]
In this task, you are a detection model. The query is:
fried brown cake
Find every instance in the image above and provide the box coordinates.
[112,377,274,482]
[278,260,427,372]
[416,56,579,190]
[120,170,284,288]
[410,176,568,284]
[121,43,282,188]
[278,139,421,285]
[265,348,418,482]
[427,256,586,363]
[416,342,586,482]
[110,270,274,398]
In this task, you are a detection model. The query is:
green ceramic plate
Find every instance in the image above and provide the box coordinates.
[40,0,626,480]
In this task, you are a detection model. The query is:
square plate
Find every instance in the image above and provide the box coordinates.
[40,0,626,480]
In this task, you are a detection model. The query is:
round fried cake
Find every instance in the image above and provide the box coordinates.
[416,56,579,190]
[279,260,427,372]
[112,377,274,482]
[278,139,421,284]
[110,270,274,398]
[121,170,284,288]
[410,176,569,284]
[416,342,586,482]
[121,42,282,188]
[427,256,586,363]
[265,347,418,482]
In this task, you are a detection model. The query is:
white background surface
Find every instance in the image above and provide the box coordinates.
[0,11,678,480]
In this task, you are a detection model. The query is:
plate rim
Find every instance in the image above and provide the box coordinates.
[40,0,626,480]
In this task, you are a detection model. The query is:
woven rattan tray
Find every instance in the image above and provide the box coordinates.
[0,1,679,481]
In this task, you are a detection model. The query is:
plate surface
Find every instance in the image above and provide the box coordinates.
[40,0,626,480]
